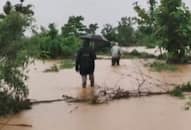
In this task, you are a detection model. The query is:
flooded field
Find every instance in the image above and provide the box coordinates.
[1,59,191,130]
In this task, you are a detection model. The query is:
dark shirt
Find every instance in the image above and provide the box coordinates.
[75,46,96,75]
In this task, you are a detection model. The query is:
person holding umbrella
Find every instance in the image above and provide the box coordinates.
[75,38,96,88]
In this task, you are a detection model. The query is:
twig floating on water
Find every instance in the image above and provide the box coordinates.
[0,122,32,128]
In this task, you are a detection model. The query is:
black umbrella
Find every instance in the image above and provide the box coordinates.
[80,34,110,50]
[80,34,108,42]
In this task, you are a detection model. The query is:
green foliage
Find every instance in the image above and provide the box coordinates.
[135,31,158,48]
[28,23,81,59]
[134,0,191,63]
[61,16,86,37]
[170,87,184,98]
[86,23,99,35]
[0,92,31,116]
[133,0,159,47]
[170,82,191,98]
[101,24,117,42]
[0,0,33,116]
[29,16,100,59]
[48,23,58,39]
[156,0,191,63]
[150,61,177,72]
[134,0,157,33]
[178,82,191,92]
[116,17,136,46]
[59,59,74,69]
[101,17,136,46]
[60,36,80,57]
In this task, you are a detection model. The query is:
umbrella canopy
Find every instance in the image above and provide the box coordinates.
[80,34,108,42]
[80,34,110,51]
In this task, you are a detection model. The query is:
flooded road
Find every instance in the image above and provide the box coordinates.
[1,59,191,130]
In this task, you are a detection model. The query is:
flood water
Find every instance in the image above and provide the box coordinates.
[1,59,191,130]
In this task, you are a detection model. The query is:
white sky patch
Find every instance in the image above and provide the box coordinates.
[0,0,191,33]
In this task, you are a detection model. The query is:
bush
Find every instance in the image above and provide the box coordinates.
[170,82,191,98]
[35,35,80,59]
[0,92,31,116]
[60,36,80,57]
[0,0,34,116]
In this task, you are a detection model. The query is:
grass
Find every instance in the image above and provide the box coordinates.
[59,59,74,69]
[150,61,177,72]
[170,82,191,98]
[170,86,185,98]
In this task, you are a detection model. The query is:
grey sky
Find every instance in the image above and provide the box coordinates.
[0,0,191,29]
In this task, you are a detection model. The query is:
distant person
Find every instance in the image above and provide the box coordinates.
[75,39,96,88]
[111,42,121,66]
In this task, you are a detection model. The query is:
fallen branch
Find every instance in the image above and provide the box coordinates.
[30,99,66,105]
[0,122,32,128]
[62,87,170,104]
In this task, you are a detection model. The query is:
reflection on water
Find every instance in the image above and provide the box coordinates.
[1,59,191,130]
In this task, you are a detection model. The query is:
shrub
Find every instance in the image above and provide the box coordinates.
[150,61,177,72]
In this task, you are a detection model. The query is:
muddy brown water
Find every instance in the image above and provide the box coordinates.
[1,59,191,130]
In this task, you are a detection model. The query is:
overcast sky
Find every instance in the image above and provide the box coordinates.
[0,0,191,30]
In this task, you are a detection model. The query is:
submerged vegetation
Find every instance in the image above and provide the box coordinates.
[170,82,191,98]
[149,61,177,72]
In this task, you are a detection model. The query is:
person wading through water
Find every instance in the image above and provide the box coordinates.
[75,39,96,88]
[111,42,121,66]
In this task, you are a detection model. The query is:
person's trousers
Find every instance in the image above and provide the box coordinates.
[81,74,94,88]
[112,57,120,66]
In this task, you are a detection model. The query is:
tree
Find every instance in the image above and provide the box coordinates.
[133,0,158,47]
[86,23,99,34]
[28,21,81,59]
[0,0,34,115]
[3,1,12,15]
[134,0,157,34]
[156,0,191,63]
[48,23,58,39]
[101,18,136,46]
[116,17,135,46]
[61,16,86,37]
[101,24,117,42]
